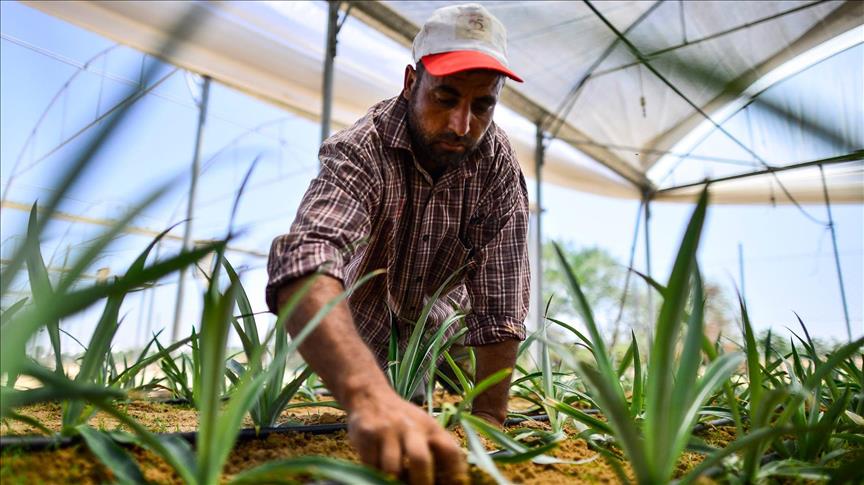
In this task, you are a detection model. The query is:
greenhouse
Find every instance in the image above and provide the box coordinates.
[1,1,862,484]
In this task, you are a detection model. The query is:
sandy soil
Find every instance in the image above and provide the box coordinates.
[0,395,792,484]
[1,420,628,484]
[0,390,543,436]
[0,399,347,436]
[1,394,637,484]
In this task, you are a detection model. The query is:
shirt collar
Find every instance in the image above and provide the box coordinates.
[376,96,497,180]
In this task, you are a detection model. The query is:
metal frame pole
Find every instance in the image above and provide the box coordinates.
[611,199,645,348]
[535,122,548,367]
[738,242,746,302]
[819,165,853,341]
[321,1,343,147]
[643,192,654,340]
[171,75,211,342]
[535,125,545,321]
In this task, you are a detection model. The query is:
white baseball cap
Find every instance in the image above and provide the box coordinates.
[412,3,523,82]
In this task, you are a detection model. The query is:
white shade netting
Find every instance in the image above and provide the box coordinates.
[24,0,863,204]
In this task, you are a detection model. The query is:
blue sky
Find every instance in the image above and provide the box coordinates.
[1,1,861,351]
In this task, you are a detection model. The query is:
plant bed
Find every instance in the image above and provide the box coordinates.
[0,398,348,438]
[7,410,855,484]
[4,186,862,484]
[0,417,640,484]
[1,395,753,484]
[0,388,560,436]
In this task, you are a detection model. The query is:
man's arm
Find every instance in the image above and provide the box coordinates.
[277,274,467,485]
[471,340,518,427]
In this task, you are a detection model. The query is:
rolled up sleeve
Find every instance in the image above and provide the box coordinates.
[265,141,377,314]
[464,168,531,346]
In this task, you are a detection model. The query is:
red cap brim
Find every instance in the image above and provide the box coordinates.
[421,51,523,83]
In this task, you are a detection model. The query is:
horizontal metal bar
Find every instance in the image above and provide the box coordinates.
[0,200,267,258]
[655,151,864,194]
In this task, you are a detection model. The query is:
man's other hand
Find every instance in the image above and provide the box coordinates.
[470,410,504,429]
[347,390,468,485]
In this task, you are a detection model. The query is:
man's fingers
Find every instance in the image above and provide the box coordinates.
[403,431,433,485]
[430,430,469,485]
[348,420,379,468]
[347,397,469,484]
[379,432,402,478]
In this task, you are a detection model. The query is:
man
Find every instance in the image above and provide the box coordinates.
[266,4,529,483]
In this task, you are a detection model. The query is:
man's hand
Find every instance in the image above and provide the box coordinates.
[277,275,468,484]
[347,389,467,484]
[470,410,505,429]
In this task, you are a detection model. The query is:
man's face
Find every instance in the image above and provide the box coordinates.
[403,65,504,173]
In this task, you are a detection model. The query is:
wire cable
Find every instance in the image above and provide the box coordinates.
[583,0,832,226]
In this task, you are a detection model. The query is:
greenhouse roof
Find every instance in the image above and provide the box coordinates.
[25,0,864,203]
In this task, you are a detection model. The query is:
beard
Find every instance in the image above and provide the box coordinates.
[406,98,482,173]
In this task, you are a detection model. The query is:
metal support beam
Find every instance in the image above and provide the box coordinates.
[643,192,654,340]
[321,1,341,146]
[611,199,645,348]
[819,165,853,341]
[171,75,211,343]
[655,151,863,194]
[738,242,746,303]
[535,122,554,421]
[0,199,268,258]
[321,1,353,148]
[535,124,546,333]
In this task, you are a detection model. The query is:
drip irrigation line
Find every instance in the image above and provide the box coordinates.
[0,411,561,452]
[583,0,835,227]
[591,1,828,78]
[0,424,350,452]
[0,401,737,453]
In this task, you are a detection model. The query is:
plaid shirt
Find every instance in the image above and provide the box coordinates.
[266,95,529,367]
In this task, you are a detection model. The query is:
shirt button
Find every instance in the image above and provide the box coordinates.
[414,276,422,284]
[421,234,430,242]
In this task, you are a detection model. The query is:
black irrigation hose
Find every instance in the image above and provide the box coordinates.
[702,451,784,478]
[692,417,737,433]
[147,396,228,406]
[0,412,559,452]
[504,414,551,425]
[0,413,733,453]
[0,423,349,452]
